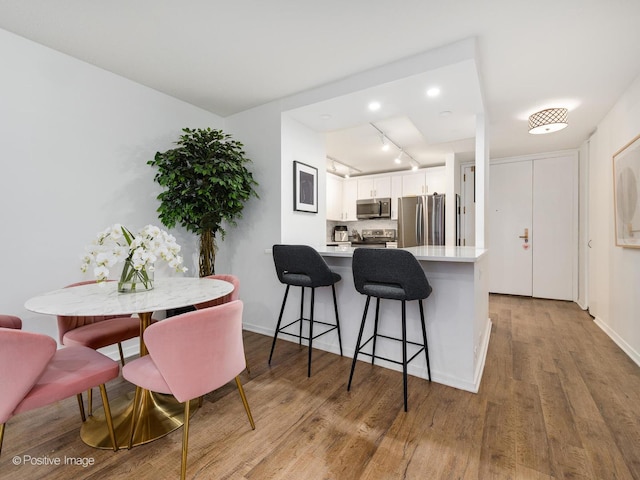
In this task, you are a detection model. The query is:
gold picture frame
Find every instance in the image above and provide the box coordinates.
[613,133,640,247]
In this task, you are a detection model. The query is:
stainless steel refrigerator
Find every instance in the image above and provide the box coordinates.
[397,194,445,247]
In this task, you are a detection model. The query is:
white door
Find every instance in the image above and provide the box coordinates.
[489,161,533,295]
[532,156,577,300]
[489,155,577,300]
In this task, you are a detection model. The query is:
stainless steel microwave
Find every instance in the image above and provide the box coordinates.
[356,198,391,219]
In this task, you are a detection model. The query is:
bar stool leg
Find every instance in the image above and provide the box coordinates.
[299,287,305,346]
[348,295,371,391]
[402,300,408,412]
[269,285,290,365]
[371,298,381,365]
[419,300,431,381]
[331,285,343,356]
[308,287,315,377]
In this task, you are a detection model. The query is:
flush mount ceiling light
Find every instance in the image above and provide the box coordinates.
[368,101,381,111]
[528,108,568,134]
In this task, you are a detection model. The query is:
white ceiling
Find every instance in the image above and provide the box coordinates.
[2,1,640,175]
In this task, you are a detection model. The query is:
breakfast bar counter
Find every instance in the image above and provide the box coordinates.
[311,245,490,393]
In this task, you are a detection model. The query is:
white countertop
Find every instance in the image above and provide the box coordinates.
[316,244,487,262]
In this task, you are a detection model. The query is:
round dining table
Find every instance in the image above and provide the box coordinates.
[24,276,234,449]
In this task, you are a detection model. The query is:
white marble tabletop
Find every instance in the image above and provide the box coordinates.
[24,277,234,316]
[315,244,488,262]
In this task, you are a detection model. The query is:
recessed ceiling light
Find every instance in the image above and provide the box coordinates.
[368,101,381,111]
[319,113,332,120]
[439,110,452,118]
[426,87,441,98]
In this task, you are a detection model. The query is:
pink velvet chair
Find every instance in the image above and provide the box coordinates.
[0,315,22,329]
[193,274,250,374]
[193,274,240,309]
[0,328,119,455]
[122,300,255,480]
[58,280,141,415]
[57,280,141,365]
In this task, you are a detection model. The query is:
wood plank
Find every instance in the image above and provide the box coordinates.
[3,296,640,479]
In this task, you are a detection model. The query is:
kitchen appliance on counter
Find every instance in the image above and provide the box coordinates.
[333,225,349,242]
[397,194,445,247]
[351,229,396,248]
[356,198,391,219]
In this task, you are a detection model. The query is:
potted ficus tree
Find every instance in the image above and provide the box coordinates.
[148,127,258,277]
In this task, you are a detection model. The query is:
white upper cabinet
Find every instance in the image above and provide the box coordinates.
[342,178,358,221]
[391,175,402,220]
[426,166,446,195]
[402,166,446,196]
[357,175,391,199]
[326,173,343,221]
[326,167,447,221]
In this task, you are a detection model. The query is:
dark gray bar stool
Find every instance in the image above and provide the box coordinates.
[349,248,432,411]
[269,244,343,377]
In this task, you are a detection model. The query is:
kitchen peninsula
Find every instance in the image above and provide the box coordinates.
[310,245,490,393]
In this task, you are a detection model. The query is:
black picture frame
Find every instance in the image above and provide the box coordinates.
[293,161,318,213]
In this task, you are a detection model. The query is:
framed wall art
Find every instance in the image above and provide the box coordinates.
[293,161,318,213]
[613,133,640,247]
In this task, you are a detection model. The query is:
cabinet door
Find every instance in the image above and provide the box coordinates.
[343,179,358,221]
[326,174,343,221]
[373,176,391,198]
[402,172,426,196]
[391,176,402,220]
[357,178,375,199]
[425,166,446,195]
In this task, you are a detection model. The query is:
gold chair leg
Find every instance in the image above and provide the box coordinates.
[99,384,118,452]
[181,401,191,480]
[0,423,5,456]
[88,388,93,416]
[235,376,255,430]
[128,386,142,450]
[118,342,126,366]
[76,393,87,422]
[244,352,251,375]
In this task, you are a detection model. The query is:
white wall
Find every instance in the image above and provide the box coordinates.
[0,28,222,353]
[281,114,327,245]
[217,102,283,336]
[586,72,640,366]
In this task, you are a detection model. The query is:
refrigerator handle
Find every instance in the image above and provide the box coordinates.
[418,201,425,244]
[415,203,420,241]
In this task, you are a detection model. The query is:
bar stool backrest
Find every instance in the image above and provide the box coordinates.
[352,248,432,301]
[272,245,336,287]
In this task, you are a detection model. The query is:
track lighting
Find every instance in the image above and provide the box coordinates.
[381,134,390,151]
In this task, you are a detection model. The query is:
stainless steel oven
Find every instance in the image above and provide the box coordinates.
[356,198,391,219]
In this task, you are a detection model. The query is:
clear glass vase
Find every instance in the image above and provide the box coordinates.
[118,259,154,293]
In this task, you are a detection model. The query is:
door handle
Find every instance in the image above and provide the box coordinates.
[518,228,529,241]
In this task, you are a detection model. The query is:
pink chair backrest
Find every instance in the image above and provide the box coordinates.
[56,280,125,342]
[0,329,57,423]
[0,314,22,329]
[194,274,240,310]
[143,300,245,403]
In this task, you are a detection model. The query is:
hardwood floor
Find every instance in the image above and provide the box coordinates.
[2,295,640,479]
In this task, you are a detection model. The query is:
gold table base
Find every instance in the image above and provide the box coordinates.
[80,389,199,449]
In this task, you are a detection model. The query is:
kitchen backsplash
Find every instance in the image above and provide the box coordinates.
[326,219,398,242]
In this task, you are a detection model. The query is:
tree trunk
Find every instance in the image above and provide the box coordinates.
[199,229,216,277]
